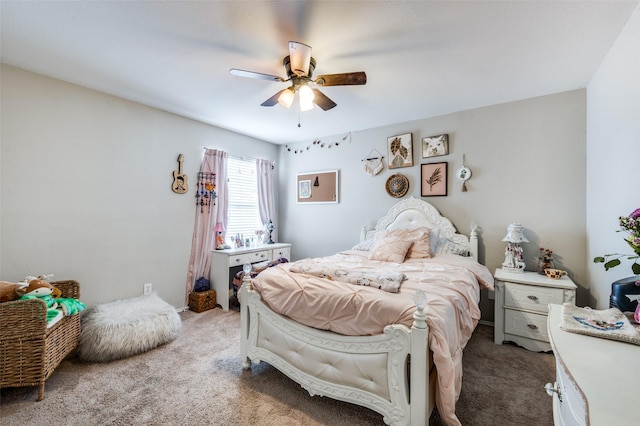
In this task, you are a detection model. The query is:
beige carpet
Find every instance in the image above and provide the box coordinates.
[0,308,555,425]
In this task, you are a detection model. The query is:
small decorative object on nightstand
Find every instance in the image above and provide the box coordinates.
[265,219,275,244]
[494,268,576,352]
[536,247,555,275]
[501,223,528,273]
[215,222,226,250]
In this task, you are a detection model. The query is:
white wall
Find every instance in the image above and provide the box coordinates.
[278,90,587,320]
[587,7,640,309]
[0,65,279,309]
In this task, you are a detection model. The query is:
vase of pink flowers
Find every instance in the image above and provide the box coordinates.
[594,208,640,320]
[594,208,640,277]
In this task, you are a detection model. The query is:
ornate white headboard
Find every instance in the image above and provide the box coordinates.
[360,197,479,260]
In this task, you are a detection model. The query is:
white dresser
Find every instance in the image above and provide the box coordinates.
[546,304,636,426]
[210,243,291,311]
[494,269,576,351]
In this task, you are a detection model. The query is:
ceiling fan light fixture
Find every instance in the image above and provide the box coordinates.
[289,41,312,76]
[298,84,315,102]
[299,98,314,112]
[277,87,295,108]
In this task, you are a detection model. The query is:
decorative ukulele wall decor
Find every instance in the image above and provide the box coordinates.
[172,154,188,194]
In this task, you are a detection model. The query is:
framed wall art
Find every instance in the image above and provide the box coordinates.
[422,134,449,158]
[421,162,448,197]
[387,133,413,169]
[296,170,339,204]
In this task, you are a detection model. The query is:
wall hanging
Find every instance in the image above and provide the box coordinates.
[385,174,409,198]
[195,172,216,213]
[422,134,449,158]
[456,154,472,192]
[171,154,188,194]
[296,170,339,204]
[285,133,351,154]
[421,162,448,197]
[387,133,413,169]
[362,149,384,176]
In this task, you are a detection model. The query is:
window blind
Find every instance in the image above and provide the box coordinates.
[226,157,262,243]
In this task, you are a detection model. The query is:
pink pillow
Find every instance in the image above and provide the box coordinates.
[368,235,413,263]
[379,227,432,259]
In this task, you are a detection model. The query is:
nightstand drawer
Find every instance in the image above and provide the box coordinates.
[228,250,271,267]
[505,309,549,342]
[505,282,563,313]
[272,247,290,260]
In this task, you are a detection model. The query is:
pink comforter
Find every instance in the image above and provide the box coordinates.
[251,250,494,426]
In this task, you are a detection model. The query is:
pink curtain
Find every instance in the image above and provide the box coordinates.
[256,159,277,243]
[185,149,228,304]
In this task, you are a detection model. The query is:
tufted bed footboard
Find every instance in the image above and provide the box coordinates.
[240,274,434,426]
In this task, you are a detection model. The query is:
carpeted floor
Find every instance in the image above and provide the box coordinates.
[0,308,555,425]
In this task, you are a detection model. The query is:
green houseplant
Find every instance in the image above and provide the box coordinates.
[594,208,640,279]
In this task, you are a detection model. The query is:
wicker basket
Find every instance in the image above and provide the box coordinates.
[188,290,217,313]
[0,280,82,401]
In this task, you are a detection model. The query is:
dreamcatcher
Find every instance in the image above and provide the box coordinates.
[362,149,384,176]
[195,172,217,213]
[456,154,472,192]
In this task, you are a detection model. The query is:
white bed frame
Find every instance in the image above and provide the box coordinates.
[240,198,478,426]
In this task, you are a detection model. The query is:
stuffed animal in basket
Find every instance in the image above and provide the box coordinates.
[18,279,63,322]
[0,281,23,302]
[18,279,86,322]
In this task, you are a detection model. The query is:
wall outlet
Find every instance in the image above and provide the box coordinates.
[143,282,153,295]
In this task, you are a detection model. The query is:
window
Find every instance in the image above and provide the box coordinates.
[226,157,262,244]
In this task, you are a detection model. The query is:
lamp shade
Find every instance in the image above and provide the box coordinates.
[502,223,529,243]
[277,88,295,108]
[298,84,314,102]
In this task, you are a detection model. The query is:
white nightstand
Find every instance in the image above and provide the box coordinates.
[494,268,576,352]
[210,243,291,311]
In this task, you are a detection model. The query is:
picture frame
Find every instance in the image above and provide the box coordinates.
[422,134,449,158]
[387,133,413,169]
[421,162,448,197]
[296,170,339,204]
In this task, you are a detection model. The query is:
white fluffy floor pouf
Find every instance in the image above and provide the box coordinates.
[78,292,181,362]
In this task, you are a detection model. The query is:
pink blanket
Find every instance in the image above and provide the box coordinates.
[251,250,494,426]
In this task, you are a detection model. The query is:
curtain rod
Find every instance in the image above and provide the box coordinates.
[202,147,275,165]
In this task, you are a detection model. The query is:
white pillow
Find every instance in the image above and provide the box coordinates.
[429,228,441,254]
[352,239,376,251]
[436,239,470,256]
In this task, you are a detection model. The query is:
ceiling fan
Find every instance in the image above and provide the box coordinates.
[230,41,366,112]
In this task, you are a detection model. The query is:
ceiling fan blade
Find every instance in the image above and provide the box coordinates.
[314,72,367,86]
[312,89,337,111]
[288,41,312,76]
[230,68,285,82]
[261,90,286,107]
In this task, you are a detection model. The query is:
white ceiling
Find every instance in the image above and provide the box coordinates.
[1,1,637,145]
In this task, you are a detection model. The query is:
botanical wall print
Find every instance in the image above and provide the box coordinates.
[421,162,448,197]
[387,133,413,169]
[422,134,449,158]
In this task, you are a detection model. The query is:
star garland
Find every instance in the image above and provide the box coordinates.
[284,133,351,154]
